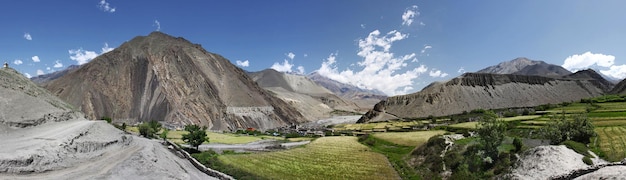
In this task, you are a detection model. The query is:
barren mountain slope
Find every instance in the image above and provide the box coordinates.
[249,69,360,120]
[610,78,626,95]
[478,57,571,76]
[359,73,606,122]
[44,32,305,130]
[307,72,387,110]
[0,67,215,179]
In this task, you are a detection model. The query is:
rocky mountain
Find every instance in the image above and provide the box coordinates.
[0,67,215,179]
[358,72,608,122]
[610,78,626,95]
[43,32,305,131]
[478,57,571,76]
[307,72,387,110]
[31,64,80,85]
[563,69,615,92]
[248,69,360,120]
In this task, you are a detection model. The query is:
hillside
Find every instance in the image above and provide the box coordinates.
[31,65,80,85]
[610,78,626,95]
[0,67,215,179]
[43,32,305,131]
[358,72,607,122]
[249,69,360,120]
[307,72,387,110]
[478,57,571,76]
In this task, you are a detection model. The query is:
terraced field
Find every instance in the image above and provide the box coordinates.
[595,126,626,162]
[371,130,447,146]
[333,121,422,132]
[218,136,400,180]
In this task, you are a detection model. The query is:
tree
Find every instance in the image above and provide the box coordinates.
[477,111,507,160]
[138,120,162,138]
[160,129,169,140]
[542,113,596,144]
[182,124,208,150]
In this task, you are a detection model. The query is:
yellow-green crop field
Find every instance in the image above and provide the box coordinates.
[333,121,421,131]
[595,126,626,162]
[218,136,400,180]
[371,130,447,146]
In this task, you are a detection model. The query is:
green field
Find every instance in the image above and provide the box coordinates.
[595,126,626,162]
[218,136,400,180]
[333,121,421,132]
[125,126,283,145]
[371,130,447,146]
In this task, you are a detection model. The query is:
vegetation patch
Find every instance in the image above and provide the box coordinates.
[594,126,626,162]
[218,136,399,180]
[371,130,447,146]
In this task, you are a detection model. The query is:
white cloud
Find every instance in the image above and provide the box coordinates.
[286,52,295,60]
[24,73,31,78]
[297,66,305,75]
[402,5,419,26]
[101,43,114,53]
[420,45,432,54]
[53,60,63,68]
[360,24,366,29]
[13,59,23,65]
[429,69,449,78]
[98,0,116,13]
[270,59,294,73]
[303,54,308,57]
[600,65,626,79]
[562,51,615,71]
[36,69,44,76]
[458,67,466,74]
[69,48,98,65]
[236,60,249,67]
[69,43,114,65]
[23,33,32,40]
[562,51,626,79]
[31,56,40,62]
[317,29,428,95]
[154,20,161,31]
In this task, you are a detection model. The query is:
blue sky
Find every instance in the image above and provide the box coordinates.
[1,1,625,95]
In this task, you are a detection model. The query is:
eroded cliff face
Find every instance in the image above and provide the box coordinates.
[358,73,607,122]
[44,32,305,130]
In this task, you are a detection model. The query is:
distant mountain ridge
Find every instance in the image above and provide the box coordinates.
[478,57,571,76]
[358,72,609,123]
[43,32,305,130]
[307,71,387,110]
[31,65,80,85]
[248,69,360,120]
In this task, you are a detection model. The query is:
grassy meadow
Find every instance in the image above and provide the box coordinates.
[218,136,400,180]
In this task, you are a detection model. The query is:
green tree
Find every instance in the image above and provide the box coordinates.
[542,113,596,144]
[477,111,507,160]
[138,120,162,138]
[182,124,208,150]
[160,129,169,140]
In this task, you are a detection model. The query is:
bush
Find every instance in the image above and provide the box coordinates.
[542,114,596,144]
[182,124,208,150]
[513,137,523,153]
[503,110,518,117]
[582,156,593,165]
[477,111,507,159]
[138,120,162,138]
[102,116,112,123]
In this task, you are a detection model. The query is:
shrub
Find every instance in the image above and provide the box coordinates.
[513,137,523,153]
[101,116,112,123]
[582,156,593,165]
[477,111,507,159]
[542,114,596,144]
[503,110,518,117]
[160,129,169,140]
[182,124,208,150]
[138,120,162,138]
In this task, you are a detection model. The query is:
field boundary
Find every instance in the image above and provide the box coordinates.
[164,140,235,180]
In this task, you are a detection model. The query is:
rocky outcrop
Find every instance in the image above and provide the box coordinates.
[249,69,360,121]
[563,69,615,92]
[358,73,607,122]
[44,32,305,130]
[610,78,626,95]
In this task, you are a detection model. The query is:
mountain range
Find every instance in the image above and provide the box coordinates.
[43,32,305,131]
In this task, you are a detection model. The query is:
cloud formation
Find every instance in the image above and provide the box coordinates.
[420,45,432,55]
[286,52,295,60]
[429,69,449,78]
[317,29,428,95]
[236,60,249,67]
[53,60,63,68]
[154,20,161,31]
[98,0,116,13]
[562,51,626,79]
[13,59,23,65]
[31,56,40,62]
[24,73,31,78]
[23,33,32,40]
[36,69,44,75]
[270,59,294,72]
[402,5,419,26]
[457,67,466,74]
[69,43,115,65]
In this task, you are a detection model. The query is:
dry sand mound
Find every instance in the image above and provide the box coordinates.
[508,145,589,179]
[0,67,215,179]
